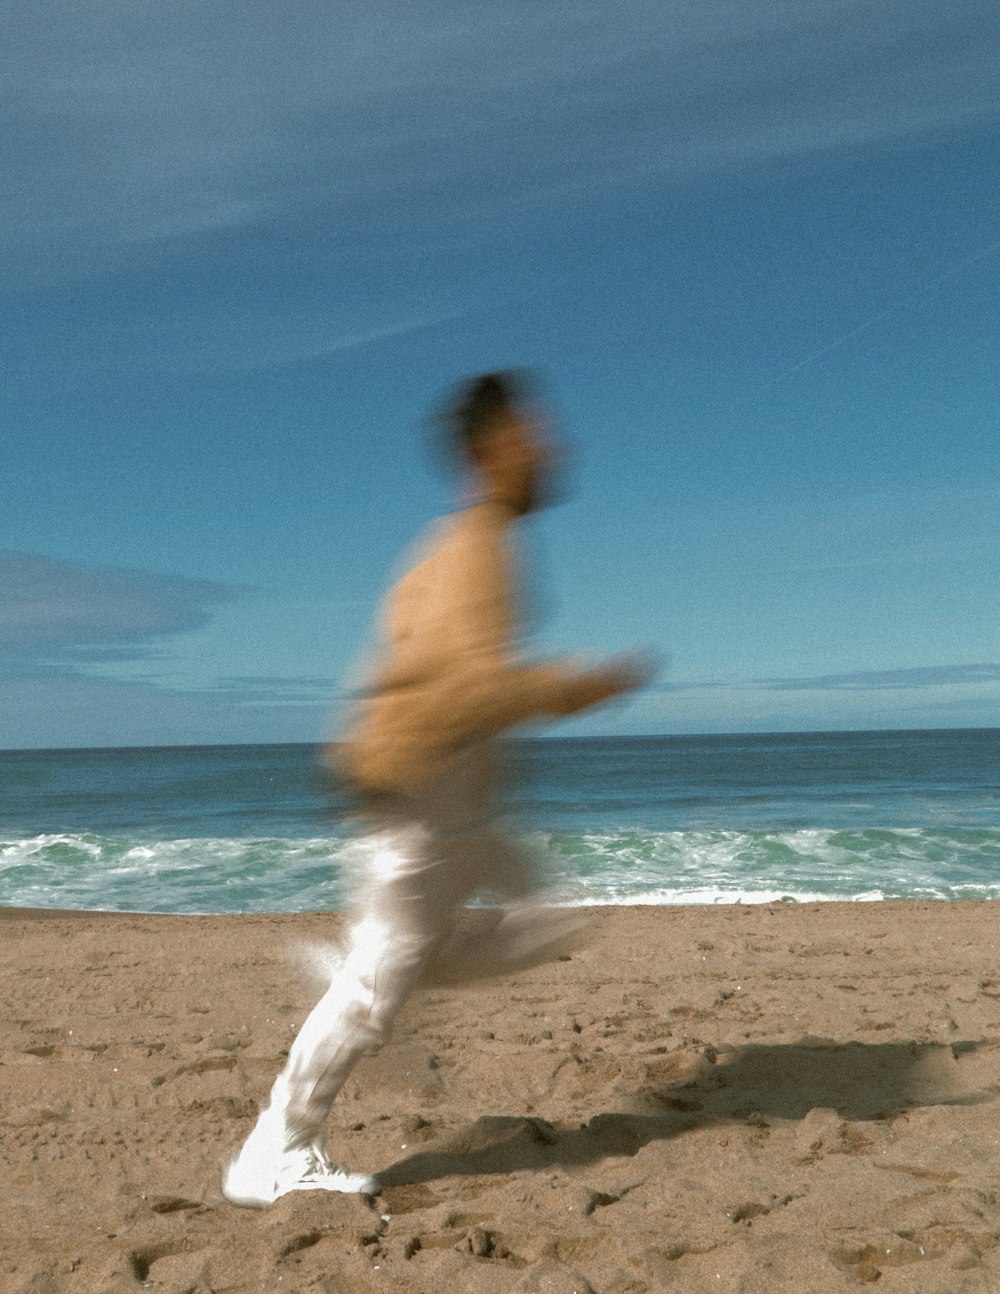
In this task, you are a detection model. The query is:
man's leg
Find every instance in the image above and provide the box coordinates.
[423,824,586,984]
[222,824,449,1206]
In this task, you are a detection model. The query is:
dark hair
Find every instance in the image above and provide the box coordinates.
[437,369,536,458]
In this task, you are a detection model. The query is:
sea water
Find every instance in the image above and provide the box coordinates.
[1,730,997,914]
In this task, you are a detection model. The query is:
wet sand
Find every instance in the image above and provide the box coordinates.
[3,901,1000,1292]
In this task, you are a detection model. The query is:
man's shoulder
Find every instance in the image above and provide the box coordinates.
[448,501,516,544]
[388,504,512,599]
[417,502,509,555]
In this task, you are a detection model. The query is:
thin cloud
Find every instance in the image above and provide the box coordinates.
[147,307,468,373]
[765,664,1000,692]
[645,664,1000,695]
[0,550,233,667]
[206,675,342,707]
[770,237,1000,384]
[4,1,998,283]
[0,552,340,736]
[0,674,324,750]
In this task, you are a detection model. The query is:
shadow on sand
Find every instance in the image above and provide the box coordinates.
[377,1037,996,1188]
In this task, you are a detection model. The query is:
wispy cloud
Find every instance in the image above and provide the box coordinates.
[0,552,337,745]
[0,550,233,675]
[0,673,326,750]
[650,663,1000,695]
[765,664,1000,692]
[145,307,468,373]
[769,237,1000,384]
[4,1,997,284]
[623,663,1000,737]
[205,674,341,707]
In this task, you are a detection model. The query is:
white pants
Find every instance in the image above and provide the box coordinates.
[266,748,579,1144]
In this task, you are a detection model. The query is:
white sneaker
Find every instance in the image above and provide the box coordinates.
[222,1112,378,1207]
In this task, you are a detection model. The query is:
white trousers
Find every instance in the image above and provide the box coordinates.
[266,749,579,1144]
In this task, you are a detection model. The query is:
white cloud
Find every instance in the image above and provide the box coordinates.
[592,666,1000,735]
[0,550,232,663]
[0,551,337,746]
[764,664,1000,692]
[144,307,466,373]
[3,0,997,283]
[0,674,325,749]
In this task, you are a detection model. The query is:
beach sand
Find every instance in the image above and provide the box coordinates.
[4,901,1000,1293]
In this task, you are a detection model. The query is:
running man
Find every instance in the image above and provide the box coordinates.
[223,370,653,1206]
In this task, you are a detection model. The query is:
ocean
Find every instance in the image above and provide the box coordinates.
[1,730,997,914]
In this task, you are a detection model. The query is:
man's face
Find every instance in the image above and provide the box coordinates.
[478,407,562,515]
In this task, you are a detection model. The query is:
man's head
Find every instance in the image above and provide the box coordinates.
[438,369,560,515]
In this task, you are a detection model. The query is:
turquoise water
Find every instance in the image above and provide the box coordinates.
[1,731,997,913]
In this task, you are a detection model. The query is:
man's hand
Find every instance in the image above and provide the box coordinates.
[560,649,661,715]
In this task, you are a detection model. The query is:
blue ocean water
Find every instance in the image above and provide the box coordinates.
[1,731,997,914]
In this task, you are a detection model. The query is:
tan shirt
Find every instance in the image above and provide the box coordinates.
[337,500,575,798]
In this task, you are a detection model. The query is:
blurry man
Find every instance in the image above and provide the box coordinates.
[223,370,652,1206]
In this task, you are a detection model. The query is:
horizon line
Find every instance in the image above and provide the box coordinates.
[3,724,998,757]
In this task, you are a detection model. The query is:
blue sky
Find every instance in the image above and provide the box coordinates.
[3,0,998,748]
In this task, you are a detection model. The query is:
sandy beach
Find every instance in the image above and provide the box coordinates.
[4,901,1000,1293]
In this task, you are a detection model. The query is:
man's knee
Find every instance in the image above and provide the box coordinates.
[339,931,436,1052]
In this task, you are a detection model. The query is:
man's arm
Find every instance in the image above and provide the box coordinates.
[435,515,653,733]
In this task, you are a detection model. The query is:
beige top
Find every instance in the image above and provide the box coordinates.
[337,500,576,798]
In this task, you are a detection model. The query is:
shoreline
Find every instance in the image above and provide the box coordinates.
[5,901,1000,1291]
[3,891,998,922]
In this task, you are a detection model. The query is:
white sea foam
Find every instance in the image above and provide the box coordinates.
[558,888,888,906]
[2,825,998,914]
